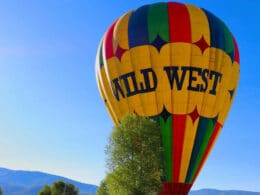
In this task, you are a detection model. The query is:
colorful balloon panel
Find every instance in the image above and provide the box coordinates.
[96,2,239,194]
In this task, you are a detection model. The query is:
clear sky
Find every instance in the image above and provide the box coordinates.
[0,0,259,192]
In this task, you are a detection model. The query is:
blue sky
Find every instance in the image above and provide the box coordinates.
[0,0,259,192]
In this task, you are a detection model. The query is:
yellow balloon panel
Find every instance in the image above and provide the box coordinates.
[114,12,132,50]
[179,117,199,182]
[186,4,210,44]
[102,43,238,121]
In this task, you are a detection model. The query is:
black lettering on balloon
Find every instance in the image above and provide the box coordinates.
[209,71,222,95]
[111,78,125,101]
[140,68,157,93]
[110,65,223,101]
[200,69,209,92]
[119,72,139,97]
[187,67,202,92]
[164,66,188,90]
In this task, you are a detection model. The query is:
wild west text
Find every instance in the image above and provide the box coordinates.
[111,66,222,101]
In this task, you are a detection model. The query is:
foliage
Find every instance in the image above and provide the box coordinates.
[97,180,109,195]
[38,185,51,195]
[104,113,163,195]
[0,187,2,195]
[38,181,78,195]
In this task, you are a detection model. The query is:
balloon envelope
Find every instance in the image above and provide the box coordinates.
[96,2,239,194]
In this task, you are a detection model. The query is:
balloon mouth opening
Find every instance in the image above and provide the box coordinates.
[160,182,192,195]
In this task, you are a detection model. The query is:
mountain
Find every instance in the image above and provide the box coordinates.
[0,167,259,195]
[189,189,260,195]
[0,167,97,195]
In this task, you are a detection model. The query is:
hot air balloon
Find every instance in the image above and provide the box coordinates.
[96,2,239,195]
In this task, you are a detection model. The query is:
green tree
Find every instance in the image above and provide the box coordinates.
[0,186,2,195]
[38,185,51,195]
[38,181,78,195]
[97,180,109,195]
[105,114,163,195]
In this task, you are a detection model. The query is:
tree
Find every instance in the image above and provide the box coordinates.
[0,187,2,195]
[104,113,163,195]
[97,180,109,195]
[38,181,78,195]
[38,185,51,195]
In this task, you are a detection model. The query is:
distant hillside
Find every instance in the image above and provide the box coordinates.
[190,189,260,195]
[0,167,97,195]
[0,167,259,195]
